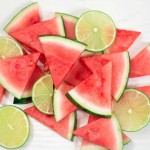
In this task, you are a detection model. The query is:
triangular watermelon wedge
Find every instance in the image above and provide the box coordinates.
[22,65,44,98]
[81,51,130,101]
[66,62,112,116]
[10,17,65,53]
[39,36,86,88]
[73,114,123,150]
[4,2,41,33]
[24,106,77,141]
[0,85,5,102]
[130,45,150,77]
[53,82,77,121]
[0,53,41,99]
[81,115,131,150]
[55,12,78,39]
[104,29,141,53]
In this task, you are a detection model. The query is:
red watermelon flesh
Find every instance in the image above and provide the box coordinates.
[122,132,131,145]
[40,36,86,88]
[105,29,141,53]
[130,46,150,77]
[65,59,92,86]
[24,106,76,140]
[22,65,44,98]
[10,16,65,53]
[135,86,150,98]
[0,85,5,102]
[4,2,40,33]
[67,62,112,116]
[0,53,41,99]
[54,82,77,121]
[81,51,130,101]
[73,114,122,150]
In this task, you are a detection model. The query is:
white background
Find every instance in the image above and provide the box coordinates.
[0,0,150,150]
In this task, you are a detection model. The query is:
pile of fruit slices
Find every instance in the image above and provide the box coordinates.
[0,2,150,150]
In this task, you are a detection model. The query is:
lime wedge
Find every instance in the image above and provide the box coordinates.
[75,11,116,52]
[113,89,150,131]
[0,37,23,59]
[32,74,54,114]
[0,105,30,149]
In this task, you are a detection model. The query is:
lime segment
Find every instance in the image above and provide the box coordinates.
[113,89,150,131]
[75,11,116,52]
[32,74,54,114]
[0,105,30,149]
[0,37,23,59]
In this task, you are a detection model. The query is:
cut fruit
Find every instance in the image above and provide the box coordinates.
[75,10,116,52]
[22,65,44,98]
[65,59,92,86]
[112,89,150,131]
[0,85,5,102]
[66,62,112,116]
[55,12,78,39]
[130,45,150,77]
[39,36,86,88]
[24,106,76,140]
[122,132,131,145]
[32,74,53,115]
[53,82,77,121]
[14,97,32,104]
[0,53,40,99]
[81,51,130,101]
[136,86,150,98]
[73,114,123,150]
[4,2,40,33]
[104,29,141,53]
[0,105,30,149]
[10,17,65,53]
[0,37,23,59]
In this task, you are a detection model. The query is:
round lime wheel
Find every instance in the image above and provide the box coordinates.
[112,89,150,131]
[0,105,30,149]
[32,74,54,114]
[0,36,23,59]
[75,10,116,52]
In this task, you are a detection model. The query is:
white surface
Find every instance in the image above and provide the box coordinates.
[0,0,150,150]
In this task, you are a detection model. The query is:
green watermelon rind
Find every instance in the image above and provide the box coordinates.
[0,105,30,149]
[13,97,32,104]
[66,92,111,117]
[75,10,116,52]
[4,2,39,32]
[115,52,130,101]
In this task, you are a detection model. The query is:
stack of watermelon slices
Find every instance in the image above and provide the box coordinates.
[1,2,149,150]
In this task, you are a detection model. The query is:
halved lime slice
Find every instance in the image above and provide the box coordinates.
[112,89,150,131]
[32,74,53,114]
[0,36,23,59]
[75,11,116,52]
[0,105,30,149]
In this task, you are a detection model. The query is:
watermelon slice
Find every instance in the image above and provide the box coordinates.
[0,85,5,102]
[67,62,112,116]
[81,51,130,101]
[130,45,150,77]
[10,17,65,53]
[73,114,123,150]
[53,82,77,121]
[55,12,78,39]
[0,53,40,99]
[4,2,40,33]
[104,29,141,53]
[24,106,77,141]
[135,86,150,98]
[39,36,86,88]
[22,65,44,98]
[81,115,131,149]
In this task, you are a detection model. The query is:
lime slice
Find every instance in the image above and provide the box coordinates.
[32,74,54,114]
[112,89,150,131]
[75,11,116,52]
[0,36,23,59]
[0,105,30,149]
